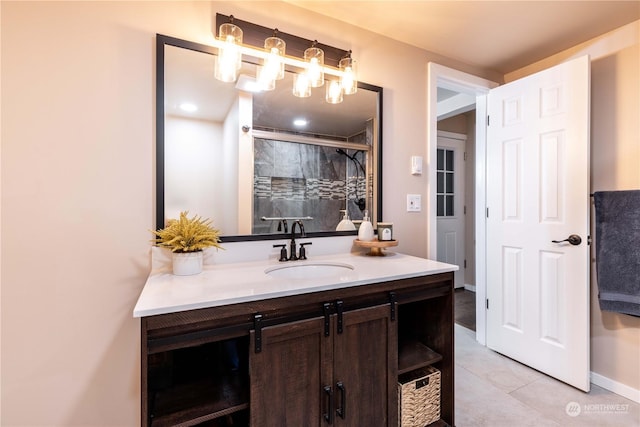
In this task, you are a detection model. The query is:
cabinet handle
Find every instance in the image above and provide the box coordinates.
[253,314,263,353]
[389,292,397,321]
[335,300,344,334]
[336,381,346,419]
[323,385,334,424]
[323,303,332,337]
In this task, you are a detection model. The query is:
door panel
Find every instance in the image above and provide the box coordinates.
[501,246,523,331]
[436,135,466,288]
[486,55,590,391]
[250,316,332,427]
[333,304,397,426]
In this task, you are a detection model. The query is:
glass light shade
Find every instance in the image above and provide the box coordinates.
[339,56,358,95]
[326,80,343,104]
[256,66,276,91]
[304,46,324,88]
[264,37,286,81]
[293,73,311,98]
[214,55,238,82]
[215,23,243,82]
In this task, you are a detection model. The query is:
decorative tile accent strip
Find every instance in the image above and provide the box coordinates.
[254,176,354,201]
[254,176,272,198]
[306,178,320,199]
[271,177,306,200]
[317,180,345,200]
[346,176,366,200]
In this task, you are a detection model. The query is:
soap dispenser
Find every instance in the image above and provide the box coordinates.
[358,210,375,241]
[336,209,356,231]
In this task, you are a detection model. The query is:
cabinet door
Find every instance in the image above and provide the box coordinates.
[250,316,332,427]
[333,304,397,426]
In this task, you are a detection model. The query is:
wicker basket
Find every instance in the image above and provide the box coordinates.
[398,366,441,426]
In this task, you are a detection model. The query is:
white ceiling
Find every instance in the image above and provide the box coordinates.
[285,1,640,74]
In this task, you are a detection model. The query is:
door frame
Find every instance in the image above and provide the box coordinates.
[427,63,498,344]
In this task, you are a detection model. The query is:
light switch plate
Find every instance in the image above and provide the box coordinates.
[407,194,421,212]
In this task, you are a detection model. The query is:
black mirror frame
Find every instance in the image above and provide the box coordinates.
[156,34,383,242]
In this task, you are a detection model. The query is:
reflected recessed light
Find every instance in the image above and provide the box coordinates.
[179,103,198,112]
[293,118,308,127]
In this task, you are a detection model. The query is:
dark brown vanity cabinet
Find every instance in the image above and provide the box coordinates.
[140,272,454,427]
[250,304,396,426]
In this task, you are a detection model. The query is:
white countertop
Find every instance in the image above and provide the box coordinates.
[133,251,458,318]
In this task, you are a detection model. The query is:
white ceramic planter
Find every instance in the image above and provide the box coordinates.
[172,251,203,276]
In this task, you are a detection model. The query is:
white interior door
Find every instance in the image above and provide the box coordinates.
[436,133,466,288]
[486,55,590,391]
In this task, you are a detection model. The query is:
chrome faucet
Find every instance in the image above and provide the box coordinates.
[289,220,306,261]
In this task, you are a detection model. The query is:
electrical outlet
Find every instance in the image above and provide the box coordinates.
[407,194,421,212]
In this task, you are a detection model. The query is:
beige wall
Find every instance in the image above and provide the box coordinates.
[0,1,500,424]
[506,21,640,395]
[438,114,468,134]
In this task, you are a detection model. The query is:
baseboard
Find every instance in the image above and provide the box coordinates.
[591,371,640,403]
[464,284,476,292]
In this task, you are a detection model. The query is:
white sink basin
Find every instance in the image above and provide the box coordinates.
[265,262,355,280]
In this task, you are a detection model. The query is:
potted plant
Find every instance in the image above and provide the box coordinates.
[151,211,223,275]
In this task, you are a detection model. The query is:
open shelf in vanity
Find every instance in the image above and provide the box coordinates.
[396,287,454,427]
[146,337,250,426]
[398,339,443,374]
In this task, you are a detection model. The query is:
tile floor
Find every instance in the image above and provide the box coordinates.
[454,289,476,331]
[454,325,640,426]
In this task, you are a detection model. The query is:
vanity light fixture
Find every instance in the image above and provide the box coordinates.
[212,14,358,104]
[263,30,286,81]
[339,51,358,95]
[292,73,312,97]
[214,16,243,82]
[325,80,344,104]
[256,31,286,91]
[304,41,325,88]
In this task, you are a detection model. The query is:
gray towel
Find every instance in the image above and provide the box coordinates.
[594,190,640,317]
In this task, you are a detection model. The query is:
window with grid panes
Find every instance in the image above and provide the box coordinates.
[437,148,455,217]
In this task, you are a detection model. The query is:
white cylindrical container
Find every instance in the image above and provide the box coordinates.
[172,251,204,276]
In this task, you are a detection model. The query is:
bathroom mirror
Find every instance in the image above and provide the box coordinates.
[157,34,382,241]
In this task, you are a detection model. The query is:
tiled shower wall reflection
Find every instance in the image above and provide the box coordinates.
[253,137,368,233]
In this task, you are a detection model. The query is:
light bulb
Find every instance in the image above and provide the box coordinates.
[326,80,343,104]
[293,73,311,97]
[339,55,358,95]
[304,46,324,88]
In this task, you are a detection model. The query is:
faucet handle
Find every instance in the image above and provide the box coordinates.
[299,242,313,260]
[273,244,288,262]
